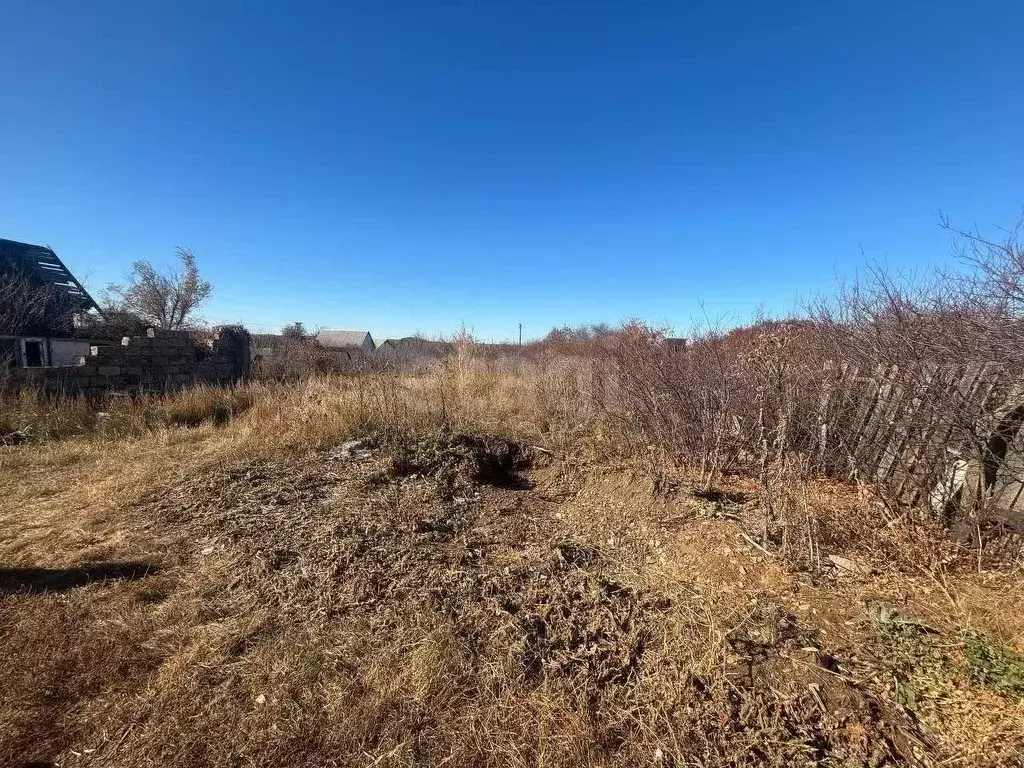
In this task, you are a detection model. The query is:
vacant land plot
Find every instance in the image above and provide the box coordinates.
[1,373,1022,767]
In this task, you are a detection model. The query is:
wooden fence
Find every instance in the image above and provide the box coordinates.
[809,362,1024,523]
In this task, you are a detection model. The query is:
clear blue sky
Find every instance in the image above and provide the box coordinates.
[2,2,1022,340]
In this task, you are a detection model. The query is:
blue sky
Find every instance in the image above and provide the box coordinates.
[2,1,1022,340]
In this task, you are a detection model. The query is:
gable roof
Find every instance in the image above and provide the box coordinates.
[317,329,374,349]
[0,238,100,312]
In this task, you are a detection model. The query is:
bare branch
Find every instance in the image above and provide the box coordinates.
[105,248,213,330]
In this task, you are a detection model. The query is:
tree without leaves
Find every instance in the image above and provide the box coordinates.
[105,248,212,330]
[0,268,73,336]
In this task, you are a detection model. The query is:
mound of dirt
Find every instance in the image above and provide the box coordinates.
[139,433,546,612]
[384,432,533,492]
[138,434,666,691]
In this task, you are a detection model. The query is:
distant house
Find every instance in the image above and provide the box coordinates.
[662,337,687,352]
[376,337,452,367]
[0,238,102,367]
[316,330,375,353]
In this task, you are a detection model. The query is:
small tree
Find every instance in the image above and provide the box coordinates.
[106,247,212,329]
[281,321,308,340]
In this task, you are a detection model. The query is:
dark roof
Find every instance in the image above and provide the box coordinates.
[0,238,100,312]
[376,337,452,359]
[378,336,449,349]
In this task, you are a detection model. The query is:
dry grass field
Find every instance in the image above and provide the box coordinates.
[1,363,1023,767]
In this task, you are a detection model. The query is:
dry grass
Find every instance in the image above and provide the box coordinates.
[0,385,257,442]
[1,362,1022,767]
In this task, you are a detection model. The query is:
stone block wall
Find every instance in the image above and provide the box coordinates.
[9,326,251,396]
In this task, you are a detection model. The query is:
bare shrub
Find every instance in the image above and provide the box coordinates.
[805,218,1024,534]
[105,247,212,330]
[595,215,1024,546]
[603,320,824,488]
[0,268,73,337]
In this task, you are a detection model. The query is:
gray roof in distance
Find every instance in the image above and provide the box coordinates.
[317,330,375,349]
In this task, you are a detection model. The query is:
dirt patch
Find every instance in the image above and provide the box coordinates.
[114,435,935,764]
[4,431,1018,766]
[131,433,553,620]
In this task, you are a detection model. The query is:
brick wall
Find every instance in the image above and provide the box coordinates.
[9,326,251,396]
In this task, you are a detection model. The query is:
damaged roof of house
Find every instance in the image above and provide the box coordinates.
[0,238,100,312]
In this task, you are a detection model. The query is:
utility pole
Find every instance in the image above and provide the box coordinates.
[518,323,522,347]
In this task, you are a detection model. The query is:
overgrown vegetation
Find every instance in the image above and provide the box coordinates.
[0,385,256,443]
[2,350,1022,766]
[2,219,1024,766]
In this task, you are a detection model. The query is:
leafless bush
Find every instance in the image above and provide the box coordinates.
[805,218,1024,531]
[0,268,73,337]
[105,247,212,330]
[603,323,727,484]
[598,215,1024,539]
[601,319,827,488]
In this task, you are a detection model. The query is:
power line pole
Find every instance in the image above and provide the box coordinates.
[518,323,522,347]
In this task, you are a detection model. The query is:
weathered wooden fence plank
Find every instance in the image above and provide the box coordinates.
[806,360,1022,520]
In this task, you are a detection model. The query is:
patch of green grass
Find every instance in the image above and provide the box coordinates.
[871,604,949,713]
[963,630,1024,698]
[872,603,1024,710]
